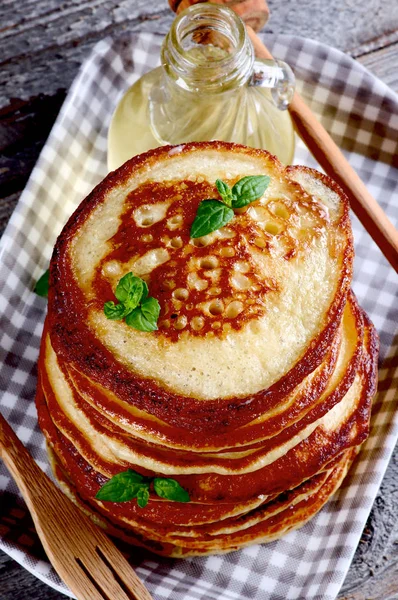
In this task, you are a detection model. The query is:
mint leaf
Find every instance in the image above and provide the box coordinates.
[141,296,160,322]
[95,469,146,503]
[104,273,159,331]
[215,179,233,207]
[125,296,160,332]
[137,486,150,508]
[153,478,190,503]
[124,279,149,314]
[104,301,125,320]
[34,269,50,298]
[115,273,135,302]
[95,469,189,507]
[190,200,234,238]
[115,273,148,311]
[231,175,270,208]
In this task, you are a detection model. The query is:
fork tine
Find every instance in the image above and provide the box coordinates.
[78,550,134,600]
[55,557,108,600]
[96,541,154,600]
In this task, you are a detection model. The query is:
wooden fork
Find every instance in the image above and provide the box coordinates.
[0,413,153,600]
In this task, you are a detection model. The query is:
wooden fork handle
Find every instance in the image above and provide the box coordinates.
[0,413,154,600]
[247,26,398,273]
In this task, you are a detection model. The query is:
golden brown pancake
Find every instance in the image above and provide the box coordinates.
[48,143,353,421]
[37,310,377,508]
[36,141,377,556]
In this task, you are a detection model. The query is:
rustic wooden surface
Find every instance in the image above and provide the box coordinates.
[0,1,397,599]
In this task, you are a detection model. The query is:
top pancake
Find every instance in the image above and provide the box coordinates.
[49,142,353,401]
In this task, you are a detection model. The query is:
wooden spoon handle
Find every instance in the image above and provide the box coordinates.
[247,26,398,272]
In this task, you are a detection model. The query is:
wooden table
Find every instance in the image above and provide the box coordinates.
[0,1,397,598]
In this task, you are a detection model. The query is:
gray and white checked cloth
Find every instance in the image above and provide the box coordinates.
[0,32,397,600]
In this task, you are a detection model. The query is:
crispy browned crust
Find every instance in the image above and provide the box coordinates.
[51,326,340,452]
[48,439,356,557]
[36,313,378,520]
[55,291,363,451]
[36,323,376,553]
[38,294,364,478]
[46,141,354,432]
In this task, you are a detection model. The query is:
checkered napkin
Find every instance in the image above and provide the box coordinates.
[0,32,397,600]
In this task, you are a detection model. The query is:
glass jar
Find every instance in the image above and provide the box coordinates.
[108,3,295,171]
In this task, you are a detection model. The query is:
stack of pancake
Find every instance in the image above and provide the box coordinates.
[36,142,378,557]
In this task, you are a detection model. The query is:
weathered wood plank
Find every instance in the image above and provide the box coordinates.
[0,191,21,233]
[341,565,398,600]
[338,446,398,598]
[356,42,398,93]
[1,0,398,108]
[0,1,172,107]
[0,550,62,599]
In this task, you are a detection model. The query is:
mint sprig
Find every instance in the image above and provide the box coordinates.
[190,175,270,238]
[137,486,150,508]
[104,272,160,332]
[95,469,190,508]
[95,470,148,503]
[115,272,148,307]
[34,269,50,297]
[103,301,126,320]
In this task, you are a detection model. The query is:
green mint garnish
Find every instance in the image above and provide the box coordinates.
[136,486,150,508]
[190,200,234,239]
[95,469,148,504]
[231,175,271,208]
[215,178,233,207]
[104,272,160,332]
[153,477,190,503]
[95,469,190,508]
[34,269,50,298]
[190,175,270,238]
[103,301,126,320]
[115,272,148,308]
[125,296,161,332]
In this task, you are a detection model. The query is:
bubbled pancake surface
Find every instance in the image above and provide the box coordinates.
[49,142,353,403]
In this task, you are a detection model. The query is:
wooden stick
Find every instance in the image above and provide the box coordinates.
[170,0,270,32]
[247,26,398,272]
